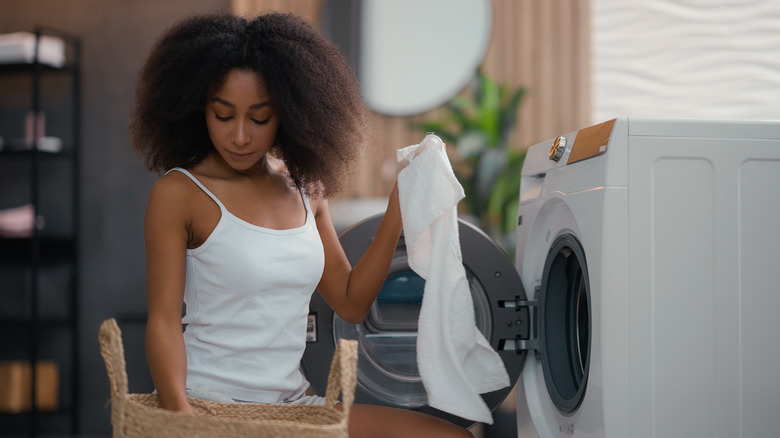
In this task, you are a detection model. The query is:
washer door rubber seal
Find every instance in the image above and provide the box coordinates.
[538,233,592,414]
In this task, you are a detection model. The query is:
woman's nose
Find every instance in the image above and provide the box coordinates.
[232,120,250,146]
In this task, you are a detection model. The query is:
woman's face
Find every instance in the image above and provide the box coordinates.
[205,69,280,171]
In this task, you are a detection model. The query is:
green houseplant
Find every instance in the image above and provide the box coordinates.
[413,70,526,254]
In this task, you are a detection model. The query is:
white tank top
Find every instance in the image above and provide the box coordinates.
[169,168,325,403]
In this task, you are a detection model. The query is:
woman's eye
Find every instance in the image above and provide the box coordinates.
[213,112,270,124]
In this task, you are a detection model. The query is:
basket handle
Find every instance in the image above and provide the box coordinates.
[98,318,129,402]
[324,339,358,418]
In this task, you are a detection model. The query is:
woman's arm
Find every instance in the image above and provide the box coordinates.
[143,175,194,414]
[314,182,402,324]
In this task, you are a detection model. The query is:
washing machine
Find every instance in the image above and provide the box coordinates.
[514,117,780,437]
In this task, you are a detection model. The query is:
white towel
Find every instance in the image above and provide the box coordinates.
[397,134,510,424]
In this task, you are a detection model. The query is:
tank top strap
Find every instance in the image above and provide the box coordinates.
[300,189,313,217]
[166,167,227,212]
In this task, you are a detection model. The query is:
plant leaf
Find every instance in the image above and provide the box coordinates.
[499,88,526,148]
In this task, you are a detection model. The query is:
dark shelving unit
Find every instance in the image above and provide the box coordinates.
[0,28,81,437]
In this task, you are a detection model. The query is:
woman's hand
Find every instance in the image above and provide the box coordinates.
[397,133,446,167]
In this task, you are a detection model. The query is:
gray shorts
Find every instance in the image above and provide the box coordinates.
[185,385,327,406]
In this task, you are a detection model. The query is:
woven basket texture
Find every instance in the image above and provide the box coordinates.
[98,318,357,438]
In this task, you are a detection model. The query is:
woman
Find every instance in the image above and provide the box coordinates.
[132,12,471,437]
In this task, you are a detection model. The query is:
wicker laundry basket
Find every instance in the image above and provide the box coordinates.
[98,318,357,438]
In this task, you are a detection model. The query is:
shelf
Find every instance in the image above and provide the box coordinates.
[0,409,76,437]
[0,148,75,158]
[0,319,75,330]
[0,409,75,420]
[0,63,75,74]
[0,26,81,438]
[0,238,75,265]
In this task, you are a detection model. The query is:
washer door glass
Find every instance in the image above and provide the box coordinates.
[333,252,493,408]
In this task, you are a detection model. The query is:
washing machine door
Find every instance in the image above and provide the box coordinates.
[302,214,529,428]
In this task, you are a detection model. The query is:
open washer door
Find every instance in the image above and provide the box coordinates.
[302,214,528,428]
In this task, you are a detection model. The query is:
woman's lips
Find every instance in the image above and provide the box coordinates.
[228,150,253,158]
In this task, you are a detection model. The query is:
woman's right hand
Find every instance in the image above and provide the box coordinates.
[170,399,195,415]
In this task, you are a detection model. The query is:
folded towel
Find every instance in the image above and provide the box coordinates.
[0,204,43,238]
[397,134,510,424]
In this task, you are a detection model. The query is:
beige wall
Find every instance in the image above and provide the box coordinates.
[231,0,323,18]
[231,0,590,197]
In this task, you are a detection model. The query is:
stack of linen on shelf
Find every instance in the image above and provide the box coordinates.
[0,32,65,67]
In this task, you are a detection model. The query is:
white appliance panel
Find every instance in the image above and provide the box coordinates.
[626,130,780,437]
[740,158,780,437]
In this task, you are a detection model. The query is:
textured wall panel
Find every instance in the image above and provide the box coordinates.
[592,0,780,122]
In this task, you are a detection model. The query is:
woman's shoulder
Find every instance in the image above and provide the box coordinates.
[147,169,205,214]
[153,169,197,194]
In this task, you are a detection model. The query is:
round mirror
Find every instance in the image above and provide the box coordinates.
[321,0,492,116]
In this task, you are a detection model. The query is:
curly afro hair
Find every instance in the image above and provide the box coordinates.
[131,12,370,197]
